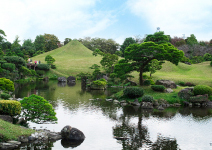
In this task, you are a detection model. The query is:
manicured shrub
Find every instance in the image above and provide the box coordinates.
[1,63,15,71]
[3,56,26,68]
[151,85,165,92]
[143,80,151,86]
[30,69,38,76]
[93,78,107,87]
[1,93,10,99]
[36,64,50,70]
[142,95,154,102]
[0,100,21,116]
[149,79,155,85]
[210,61,212,66]
[0,78,15,92]
[36,70,45,76]
[20,94,57,123]
[123,87,144,98]
[203,53,212,61]
[193,85,212,96]
[51,64,56,69]
[179,81,185,86]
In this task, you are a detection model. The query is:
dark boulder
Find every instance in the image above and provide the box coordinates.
[0,115,13,123]
[43,77,49,81]
[178,87,194,100]
[61,125,85,141]
[58,77,67,82]
[156,80,177,89]
[189,94,209,104]
[67,76,76,83]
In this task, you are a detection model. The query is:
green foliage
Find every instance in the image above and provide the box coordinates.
[151,85,165,92]
[44,34,60,52]
[30,69,38,76]
[51,64,56,69]
[93,78,107,87]
[149,79,155,85]
[11,36,21,50]
[76,72,91,80]
[3,56,26,68]
[19,66,31,77]
[178,81,185,86]
[36,70,45,76]
[123,87,144,98]
[45,55,55,65]
[193,85,212,96]
[180,56,191,63]
[1,93,11,99]
[100,53,118,75]
[90,64,101,80]
[34,35,45,52]
[0,100,21,116]
[37,64,50,70]
[186,34,198,46]
[0,78,15,92]
[1,63,15,71]
[210,60,212,66]
[203,53,212,61]
[190,56,204,64]
[149,59,163,77]
[143,80,151,86]
[142,95,154,102]
[175,39,186,47]
[64,38,72,45]
[20,94,57,123]
[144,31,169,44]
[120,37,136,57]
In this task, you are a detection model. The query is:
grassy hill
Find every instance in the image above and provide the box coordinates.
[32,40,102,77]
[131,61,212,86]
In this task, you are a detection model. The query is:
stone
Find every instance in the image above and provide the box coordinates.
[67,76,76,83]
[141,102,153,109]
[120,100,127,103]
[0,142,19,149]
[156,80,177,89]
[18,136,29,143]
[16,118,26,125]
[61,125,85,141]
[106,99,113,102]
[165,88,173,93]
[174,103,181,107]
[113,100,120,104]
[157,105,164,110]
[58,77,67,82]
[48,132,62,141]
[183,101,190,107]
[121,103,127,107]
[28,136,37,141]
[178,87,194,100]
[0,115,13,123]
[130,99,140,106]
[189,94,209,104]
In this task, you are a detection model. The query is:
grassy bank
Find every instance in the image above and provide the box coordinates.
[0,119,35,142]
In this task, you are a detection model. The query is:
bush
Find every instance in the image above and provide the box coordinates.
[20,94,57,123]
[143,80,151,86]
[179,81,185,86]
[30,69,38,76]
[142,95,154,102]
[0,78,15,92]
[1,63,15,71]
[93,78,107,87]
[0,100,21,116]
[203,53,212,61]
[149,79,155,85]
[51,64,56,69]
[193,85,212,96]
[210,61,212,66]
[151,85,165,92]
[36,70,45,76]
[1,93,10,99]
[123,87,144,98]
[36,64,50,70]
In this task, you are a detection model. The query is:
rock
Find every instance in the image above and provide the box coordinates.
[103,75,109,81]
[178,87,194,100]
[165,88,173,93]
[58,82,67,87]
[183,101,190,107]
[174,103,181,107]
[0,115,13,123]
[28,136,37,141]
[106,99,113,102]
[67,76,76,83]
[43,77,49,81]
[121,103,127,107]
[120,100,127,103]
[157,105,164,110]
[156,80,177,89]
[194,103,201,107]
[61,125,85,141]
[0,142,20,150]
[58,77,67,82]
[130,99,140,106]
[18,136,29,143]
[16,118,26,125]
[113,100,120,104]
[141,102,153,109]
[153,100,159,106]
[61,138,84,148]
[48,132,62,141]
[189,94,209,104]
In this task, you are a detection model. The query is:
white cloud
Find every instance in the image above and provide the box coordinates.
[127,0,212,41]
[0,0,116,43]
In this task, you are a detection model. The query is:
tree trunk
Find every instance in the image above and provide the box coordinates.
[139,68,143,86]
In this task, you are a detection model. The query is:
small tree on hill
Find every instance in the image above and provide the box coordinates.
[45,55,55,65]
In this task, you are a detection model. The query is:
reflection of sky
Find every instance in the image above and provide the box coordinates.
[130,114,212,150]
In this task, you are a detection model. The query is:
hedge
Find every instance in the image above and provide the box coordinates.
[0,100,21,116]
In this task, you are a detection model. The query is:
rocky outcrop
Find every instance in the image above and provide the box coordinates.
[156,80,177,89]
[61,125,85,141]
[67,76,76,83]
[58,77,67,82]
[141,102,153,109]
[178,87,194,100]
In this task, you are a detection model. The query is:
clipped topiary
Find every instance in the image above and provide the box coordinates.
[142,95,154,102]
[193,85,212,96]
[123,87,144,98]
[1,93,10,100]
[0,100,21,116]
[143,80,151,86]
[151,85,165,92]
[0,78,15,92]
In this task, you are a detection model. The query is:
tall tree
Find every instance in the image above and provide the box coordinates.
[11,36,21,50]
[64,38,72,45]
[114,32,184,85]
[0,29,6,46]
[43,34,60,52]
[120,37,136,57]
[34,35,45,52]
[186,34,198,46]
[22,39,34,47]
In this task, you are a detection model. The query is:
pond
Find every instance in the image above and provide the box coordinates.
[14,80,212,150]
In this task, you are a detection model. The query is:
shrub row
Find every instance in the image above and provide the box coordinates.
[123,87,144,98]
[193,85,212,96]
[151,85,165,92]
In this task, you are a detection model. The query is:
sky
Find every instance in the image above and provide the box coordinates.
[1,0,212,45]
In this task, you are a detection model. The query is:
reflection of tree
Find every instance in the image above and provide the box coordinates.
[151,135,178,150]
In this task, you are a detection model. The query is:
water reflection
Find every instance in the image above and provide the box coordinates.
[14,81,212,150]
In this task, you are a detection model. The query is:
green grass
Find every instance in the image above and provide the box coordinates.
[32,40,102,76]
[131,61,212,86]
[0,119,35,142]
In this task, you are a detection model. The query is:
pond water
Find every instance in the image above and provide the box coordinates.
[14,80,212,150]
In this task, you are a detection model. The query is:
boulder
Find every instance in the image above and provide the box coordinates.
[0,141,21,150]
[61,125,85,141]
[58,77,67,82]
[0,115,13,123]
[141,102,153,109]
[130,99,140,106]
[67,76,76,83]
[189,94,209,104]
[157,105,164,110]
[178,87,194,100]
[165,88,173,93]
[156,80,177,89]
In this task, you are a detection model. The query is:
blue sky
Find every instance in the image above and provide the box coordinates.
[1,0,212,44]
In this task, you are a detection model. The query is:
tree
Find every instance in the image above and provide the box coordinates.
[0,29,6,46]
[64,38,72,45]
[45,55,55,65]
[149,59,163,77]
[20,94,57,123]
[186,34,198,46]
[114,31,184,85]
[43,34,60,52]
[11,36,21,50]
[34,35,45,52]
[120,37,136,57]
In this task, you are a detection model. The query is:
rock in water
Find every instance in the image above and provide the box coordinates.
[61,125,85,141]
